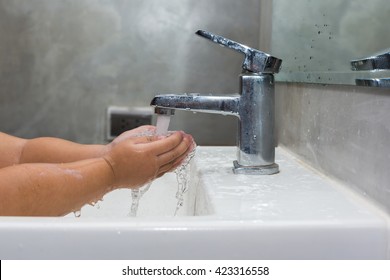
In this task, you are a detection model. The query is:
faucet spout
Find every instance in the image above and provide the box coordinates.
[151,94,240,116]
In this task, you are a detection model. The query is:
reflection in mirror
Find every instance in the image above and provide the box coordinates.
[271,0,390,86]
[351,48,390,71]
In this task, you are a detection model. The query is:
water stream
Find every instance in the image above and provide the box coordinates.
[173,147,196,215]
[128,181,153,217]
[155,114,171,136]
[128,114,196,217]
[127,114,172,217]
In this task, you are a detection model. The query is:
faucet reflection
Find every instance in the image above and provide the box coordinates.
[151,30,282,175]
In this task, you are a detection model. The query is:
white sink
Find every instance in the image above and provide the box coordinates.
[0,147,389,259]
[65,172,203,218]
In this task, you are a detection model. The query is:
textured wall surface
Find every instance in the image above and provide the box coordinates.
[270,0,390,213]
[0,0,262,144]
[272,0,390,84]
[275,83,390,213]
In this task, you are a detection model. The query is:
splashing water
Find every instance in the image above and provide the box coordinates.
[174,145,196,215]
[129,114,196,217]
[128,144,196,217]
[128,181,153,217]
[129,114,171,217]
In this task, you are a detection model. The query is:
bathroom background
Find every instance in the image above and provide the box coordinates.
[0,0,262,145]
[0,0,389,214]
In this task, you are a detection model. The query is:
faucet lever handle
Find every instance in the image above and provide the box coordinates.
[196,30,282,74]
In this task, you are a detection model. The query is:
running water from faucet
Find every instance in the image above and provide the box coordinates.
[128,115,172,217]
[127,115,171,217]
[155,114,171,136]
[128,115,196,217]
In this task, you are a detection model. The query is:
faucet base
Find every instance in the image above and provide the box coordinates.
[232,161,279,175]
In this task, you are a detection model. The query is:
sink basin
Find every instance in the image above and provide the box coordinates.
[65,171,205,218]
[0,147,389,259]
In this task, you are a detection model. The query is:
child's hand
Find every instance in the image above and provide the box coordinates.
[104,131,193,189]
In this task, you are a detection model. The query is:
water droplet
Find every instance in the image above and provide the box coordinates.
[74,210,81,218]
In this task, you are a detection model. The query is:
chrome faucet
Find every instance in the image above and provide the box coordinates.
[151,30,282,175]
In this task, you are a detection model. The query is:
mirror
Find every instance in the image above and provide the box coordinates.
[271,0,390,86]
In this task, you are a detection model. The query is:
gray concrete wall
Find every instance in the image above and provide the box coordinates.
[268,0,390,214]
[275,83,390,214]
[0,0,262,145]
